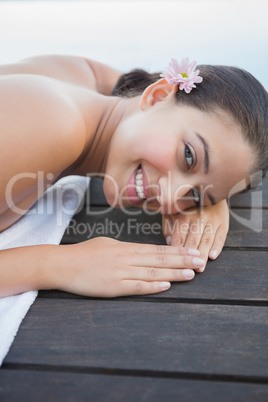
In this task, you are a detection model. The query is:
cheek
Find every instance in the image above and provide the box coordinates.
[111,132,176,172]
[142,140,176,172]
[111,114,178,172]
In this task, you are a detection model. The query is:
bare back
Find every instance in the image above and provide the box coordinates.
[0,55,121,231]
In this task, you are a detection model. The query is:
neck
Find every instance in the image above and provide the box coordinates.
[75,93,141,177]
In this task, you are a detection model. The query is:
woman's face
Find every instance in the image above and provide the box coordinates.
[103,97,252,214]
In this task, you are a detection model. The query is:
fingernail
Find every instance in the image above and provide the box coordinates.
[160,281,171,290]
[196,266,205,273]
[166,236,171,245]
[183,269,195,279]
[210,250,218,259]
[193,257,205,267]
[188,248,200,256]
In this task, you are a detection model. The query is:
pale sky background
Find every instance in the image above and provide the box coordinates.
[0,0,267,87]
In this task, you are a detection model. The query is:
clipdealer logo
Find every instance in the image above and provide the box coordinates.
[66,217,163,239]
[3,170,265,233]
[66,216,214,239]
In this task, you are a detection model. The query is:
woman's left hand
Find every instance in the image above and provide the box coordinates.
[162,199,229,272]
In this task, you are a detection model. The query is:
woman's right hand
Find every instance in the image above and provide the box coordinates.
[53,237,204,298]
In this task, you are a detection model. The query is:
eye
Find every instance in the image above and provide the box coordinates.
[184,143,196,169]
[184,143,199,206]
[192,187,200,207]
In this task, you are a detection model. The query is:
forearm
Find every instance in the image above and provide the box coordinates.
[0,237,203,299]
[0,244,61,298]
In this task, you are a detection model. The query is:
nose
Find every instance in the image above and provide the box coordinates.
[157,172,195,214]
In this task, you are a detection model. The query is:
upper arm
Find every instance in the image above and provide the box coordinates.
[0,74,85,216]
[0,55,122,95]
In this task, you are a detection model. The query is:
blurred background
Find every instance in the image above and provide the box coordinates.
[0,0,267,87]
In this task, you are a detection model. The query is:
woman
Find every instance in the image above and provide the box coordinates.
[0,55,267,298]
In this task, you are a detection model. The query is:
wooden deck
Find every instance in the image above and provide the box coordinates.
[0,178,268,401]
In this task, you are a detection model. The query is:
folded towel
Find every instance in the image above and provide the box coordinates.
[0,175,90,365]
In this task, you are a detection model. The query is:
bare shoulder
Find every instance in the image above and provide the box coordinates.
[0,55,122,95]
[0,55,97,90]
[0,74,86,217]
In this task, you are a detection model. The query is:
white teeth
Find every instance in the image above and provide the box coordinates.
[135,167,145,199]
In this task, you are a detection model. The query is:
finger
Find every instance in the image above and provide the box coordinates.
[183,225,203,254]
[119,280,172,296]
[208,225,228,260]
[129,254,205,270]
[125,242,200,257]
[183,227,203,273]
[162,214,173,238]
[126,266,195,282]
[161,215,173,245]
[166,236,172,245]
[170,222,190,248]
[195,223,216,272]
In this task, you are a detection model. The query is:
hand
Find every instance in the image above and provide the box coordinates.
[54,237,204,298]
[162,199,229,273]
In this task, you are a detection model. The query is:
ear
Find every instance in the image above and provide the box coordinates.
[139,78,177,111]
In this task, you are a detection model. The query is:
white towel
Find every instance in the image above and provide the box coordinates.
[0,175,90,365]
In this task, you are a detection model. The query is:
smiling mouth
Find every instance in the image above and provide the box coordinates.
[135,164,146,199]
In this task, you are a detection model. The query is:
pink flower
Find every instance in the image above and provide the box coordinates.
[160,57,203,93]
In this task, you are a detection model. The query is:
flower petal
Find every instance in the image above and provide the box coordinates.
[161,57,203,93]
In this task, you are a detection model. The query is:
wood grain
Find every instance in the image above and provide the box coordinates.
[2,178,268,400]
[5,299,268,378]
[0,369,267,402]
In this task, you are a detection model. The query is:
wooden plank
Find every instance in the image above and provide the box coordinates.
[4,300,268,378]
[0,369,267,402]
[39,250,268,303]
[226,209,268,247]
[229,177,268,209]
[86,177,108,206]
[61,207,164,245]
[61,206,268,248]
[164,250,268,302]
[87,177,268,209]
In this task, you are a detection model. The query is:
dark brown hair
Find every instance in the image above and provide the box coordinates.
[112,65,268,178]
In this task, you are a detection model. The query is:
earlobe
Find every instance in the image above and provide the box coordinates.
[139,78,177,111]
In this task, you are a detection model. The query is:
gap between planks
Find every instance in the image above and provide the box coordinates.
[37,292,268,307]
[2,363,268,385]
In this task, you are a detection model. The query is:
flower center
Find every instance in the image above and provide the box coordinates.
[181,72,188,78]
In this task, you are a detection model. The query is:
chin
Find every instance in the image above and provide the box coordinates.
[102,183,120,209]
[103,187,115,207]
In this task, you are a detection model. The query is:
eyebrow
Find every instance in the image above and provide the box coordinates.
[194,132,216,206]
[195,132,209,174]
